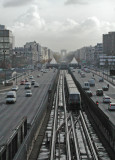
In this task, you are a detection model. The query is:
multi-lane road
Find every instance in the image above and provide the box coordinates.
[0,69,57,145]
[73,69,115,125]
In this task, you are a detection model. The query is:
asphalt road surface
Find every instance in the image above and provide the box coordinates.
[0,68,57,145]
[73,69,115,125]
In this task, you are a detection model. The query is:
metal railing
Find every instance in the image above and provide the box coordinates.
[50,75,60,159]
[62,72,72,160]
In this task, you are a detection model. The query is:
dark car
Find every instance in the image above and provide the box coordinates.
[86,90,93,97]
[25,78,29,82]
[96,89,103,96]
[102,86,109,91]
[20,80,25,85]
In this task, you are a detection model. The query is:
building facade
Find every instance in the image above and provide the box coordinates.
[99,55,115,68]
[74,46,95,65]
[0,25,14,56]
[94,43,103,66]
[103,32,115,56]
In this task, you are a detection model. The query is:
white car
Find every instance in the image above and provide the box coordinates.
[26,90,32,97]
[12,85,19,91]
[34,83,39,87]
[29,75,33,79]
[81,73,85,78]
[31,80,35,85]
[25,82,31,89]
[103,96,110,103]
[108,103,115,111]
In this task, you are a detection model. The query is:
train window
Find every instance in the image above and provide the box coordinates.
[70,94,80,100]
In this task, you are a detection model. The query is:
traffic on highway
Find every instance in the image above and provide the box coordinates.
[72,67,115,125]
[0,68,57,145]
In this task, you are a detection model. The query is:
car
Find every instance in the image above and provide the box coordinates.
[92,77,95,80]
[25,82,31,89]
[78,70,81,74]
[103,96,111,103]
[72,69,75,72]
[34,82,39,87]
[86,70,90,73]
[81,73,85,78]
[29,75,33,79]
[25,90,32,97]
[102,86,109,91]
[99,77,104,82]
[20,80,25,85]
[86,90,93,97]
[96,89,103,96]
[37,74,41,77]
[108,103,115,111]
[25,78,29,82]
[12,85,19,91]
[31,80,35,85]
[43,70,47,73]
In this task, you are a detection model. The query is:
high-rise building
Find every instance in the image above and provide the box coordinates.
[24,41,39,65]
[103,32,115,56]
[0,25,14,56]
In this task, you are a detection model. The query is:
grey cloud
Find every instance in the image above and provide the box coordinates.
[12,5,45,30]
[3,0,34,7]
[10,13,115,51]
[65,0,88,5]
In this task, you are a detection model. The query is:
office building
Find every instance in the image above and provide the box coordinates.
[103,32,115,56]
[0,25,14,56]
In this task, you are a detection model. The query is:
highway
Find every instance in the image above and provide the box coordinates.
[73,69,115,125]
[0,68,57,145]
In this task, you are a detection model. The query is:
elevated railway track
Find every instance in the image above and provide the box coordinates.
[37,70,110,160]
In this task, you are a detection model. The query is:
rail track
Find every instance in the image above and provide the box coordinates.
[37,70,110,160]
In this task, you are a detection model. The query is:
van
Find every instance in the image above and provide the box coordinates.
[6,91,16,103]
[108,103,115,111]
[89,79,95,86]
[83,82,90,90]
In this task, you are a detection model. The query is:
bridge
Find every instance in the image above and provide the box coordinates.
[0,67,115,160]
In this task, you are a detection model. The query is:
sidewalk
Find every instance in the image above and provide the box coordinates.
[0,85,12,92]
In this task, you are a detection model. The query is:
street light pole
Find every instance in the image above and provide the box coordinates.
[3,50,6,85]
[15,72,17,85]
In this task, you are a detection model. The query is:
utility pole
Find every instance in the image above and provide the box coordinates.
[3,50,6,85]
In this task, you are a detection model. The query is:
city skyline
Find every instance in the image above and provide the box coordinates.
[0,0,115,52]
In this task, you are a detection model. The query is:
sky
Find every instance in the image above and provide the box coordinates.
[0,0,115,52]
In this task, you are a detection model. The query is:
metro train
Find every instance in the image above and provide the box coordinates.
[65,73,81,110]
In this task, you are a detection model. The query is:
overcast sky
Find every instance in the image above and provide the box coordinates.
[0,0,115,52]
